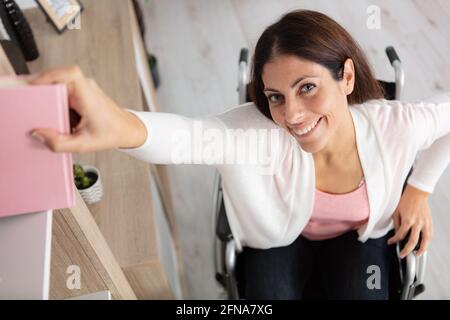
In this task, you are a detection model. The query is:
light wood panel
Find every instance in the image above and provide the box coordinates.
[123,260,173,299]
[51,191,136,300]
[0,46,14,75]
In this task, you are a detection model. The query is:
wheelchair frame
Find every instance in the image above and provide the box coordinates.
[213,46,427,300]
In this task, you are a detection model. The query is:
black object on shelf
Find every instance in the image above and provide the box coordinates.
[0,40,30,74]
[0,0,39,61]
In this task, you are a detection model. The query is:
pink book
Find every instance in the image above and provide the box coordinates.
[0,78,75,217]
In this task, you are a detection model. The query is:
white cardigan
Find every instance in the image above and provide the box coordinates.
[118,94,450,251]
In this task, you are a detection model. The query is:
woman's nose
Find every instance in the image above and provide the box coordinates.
[284,99,305,126]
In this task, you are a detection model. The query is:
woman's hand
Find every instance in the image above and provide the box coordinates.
[387,184,433,258]
[29,66,147,153]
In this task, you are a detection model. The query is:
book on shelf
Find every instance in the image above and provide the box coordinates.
[0,77,75,217]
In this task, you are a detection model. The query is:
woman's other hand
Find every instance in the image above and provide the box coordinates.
[387,184,433,258]
[29,65,147,153]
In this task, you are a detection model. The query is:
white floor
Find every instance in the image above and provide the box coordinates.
[139,0,450,299]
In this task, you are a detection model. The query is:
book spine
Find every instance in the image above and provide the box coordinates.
[58,84,75,208]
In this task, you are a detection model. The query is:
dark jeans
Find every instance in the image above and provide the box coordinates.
[237,230,398,300]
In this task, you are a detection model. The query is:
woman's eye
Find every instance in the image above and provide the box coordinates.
[268,94,281,103]
[267,84,315,103]
[300,83,316,94]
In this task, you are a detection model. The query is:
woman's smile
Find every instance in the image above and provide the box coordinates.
[289,116,324,140]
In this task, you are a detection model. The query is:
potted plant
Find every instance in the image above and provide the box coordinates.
[73,164,104,204]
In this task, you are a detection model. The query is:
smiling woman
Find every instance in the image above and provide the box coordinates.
[251,10,384,159]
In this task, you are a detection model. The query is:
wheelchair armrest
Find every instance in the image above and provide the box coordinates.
[213,172,233,242]
[385,46,404,100]
[217,199,233,242]
[396,233,428,299]
[238,48,249,105]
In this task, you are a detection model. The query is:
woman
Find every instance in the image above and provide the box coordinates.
[29,10,445,299]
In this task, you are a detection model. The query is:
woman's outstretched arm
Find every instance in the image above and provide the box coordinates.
[29,66,231,166]
[30,66,148,152]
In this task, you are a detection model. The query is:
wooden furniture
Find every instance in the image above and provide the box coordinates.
[0,0,185,299]
[2,45,136,300]
[51,192,137,299]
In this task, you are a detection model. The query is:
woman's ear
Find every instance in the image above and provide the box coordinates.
[342,58,355,95]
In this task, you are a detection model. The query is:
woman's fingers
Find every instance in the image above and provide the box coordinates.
[399,225,421,258]
[28,65,84,86]
[29,66,91,121]
[30,128,85,153]
[392,210,400,230]
[416,222,432,257]
[28,66,133,153]
[387,220,410,245]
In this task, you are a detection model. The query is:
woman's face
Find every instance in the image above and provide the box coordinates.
[262,54,354,154]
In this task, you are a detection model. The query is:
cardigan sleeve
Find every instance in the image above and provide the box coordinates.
[405,93,450,193]
[115,109,231,165]
[114,107,283,172]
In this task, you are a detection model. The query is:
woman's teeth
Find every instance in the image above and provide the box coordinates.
[294,117,321,136]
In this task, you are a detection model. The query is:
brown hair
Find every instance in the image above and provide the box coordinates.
[250,10,384,120]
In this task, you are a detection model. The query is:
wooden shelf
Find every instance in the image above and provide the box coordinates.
[51,191,137,299]
[1,43,137,299]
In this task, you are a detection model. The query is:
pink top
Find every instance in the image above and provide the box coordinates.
[302,178,370,241]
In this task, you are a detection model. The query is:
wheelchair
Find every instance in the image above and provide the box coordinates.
[213,46,427,300]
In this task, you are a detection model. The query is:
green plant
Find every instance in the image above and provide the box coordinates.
[73,164,95,189]
[148,54,156,69]
[148,53,160,89]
